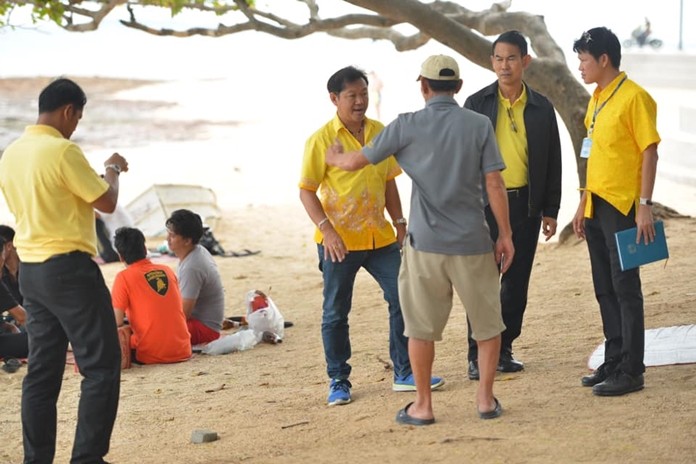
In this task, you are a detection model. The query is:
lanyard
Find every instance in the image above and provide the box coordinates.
[589,75,627,136]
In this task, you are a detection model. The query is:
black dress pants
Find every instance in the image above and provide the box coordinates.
[20,252,121,464]
[584,195,645,376]
[468,187,541,361]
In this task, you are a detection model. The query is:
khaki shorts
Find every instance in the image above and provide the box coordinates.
[398,240,505,342]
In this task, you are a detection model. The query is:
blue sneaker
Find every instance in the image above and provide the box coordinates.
[327,379,352,406]
[392,373,445,392]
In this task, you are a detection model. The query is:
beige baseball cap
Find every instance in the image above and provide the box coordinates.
[417,54,460,81]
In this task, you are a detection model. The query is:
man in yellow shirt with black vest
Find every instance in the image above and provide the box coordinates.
[572,27,660,396]
[464,30,562,380]
[0,78,129,462]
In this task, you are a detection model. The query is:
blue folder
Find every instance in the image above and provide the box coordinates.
[614,220,669,271]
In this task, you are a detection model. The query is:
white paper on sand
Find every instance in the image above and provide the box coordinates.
[588,324,696,369]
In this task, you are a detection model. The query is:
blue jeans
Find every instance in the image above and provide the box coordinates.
[317,242,410,380]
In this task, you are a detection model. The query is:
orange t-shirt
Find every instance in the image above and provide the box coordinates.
[111,259,192,364]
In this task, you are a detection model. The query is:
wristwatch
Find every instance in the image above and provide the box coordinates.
[105,164,122,175]
[393,218,407,226]
[639,197,653,206]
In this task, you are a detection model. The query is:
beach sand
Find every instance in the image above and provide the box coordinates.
[1,77,696,463]
[1,205,695,463]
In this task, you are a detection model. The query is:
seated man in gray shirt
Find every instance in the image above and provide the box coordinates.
[165,209,225,345]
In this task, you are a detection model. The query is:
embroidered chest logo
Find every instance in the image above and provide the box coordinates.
[145,270,169,296]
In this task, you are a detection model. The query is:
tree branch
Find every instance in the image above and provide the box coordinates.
[119,0,396,39]
[62,0,126,32]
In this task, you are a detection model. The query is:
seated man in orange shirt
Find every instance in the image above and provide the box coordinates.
[111,227,192,364]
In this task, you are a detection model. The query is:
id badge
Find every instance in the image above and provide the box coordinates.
[580,137,592,159]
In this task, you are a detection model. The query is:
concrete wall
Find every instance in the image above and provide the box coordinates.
[623,53,696,89]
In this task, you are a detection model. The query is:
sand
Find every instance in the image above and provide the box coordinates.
[1,205,695,463]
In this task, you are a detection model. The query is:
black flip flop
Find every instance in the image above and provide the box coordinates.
[223,249,261,258]
[2,357,22,374]
[478,397,503,420]
[395,401,435,426]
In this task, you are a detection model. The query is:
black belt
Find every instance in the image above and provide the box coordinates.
[506,186,528,198]
[47,250,90,261]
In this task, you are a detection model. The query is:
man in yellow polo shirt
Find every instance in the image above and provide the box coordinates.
[0,78,129,462]
[300,66,444,406]
[572,27,660,396]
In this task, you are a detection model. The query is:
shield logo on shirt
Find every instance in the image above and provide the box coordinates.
[145,270,169,296]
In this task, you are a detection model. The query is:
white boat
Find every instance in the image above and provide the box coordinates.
[126,184,222,239]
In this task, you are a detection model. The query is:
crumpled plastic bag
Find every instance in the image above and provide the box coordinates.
[245,290,284,339]
[201,290,285,355]
[201,328,261,355]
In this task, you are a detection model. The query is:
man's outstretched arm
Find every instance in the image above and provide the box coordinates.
[325,139,371,171]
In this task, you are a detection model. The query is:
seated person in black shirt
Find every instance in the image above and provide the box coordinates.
[0,225,21,304]
[0,233,28,360]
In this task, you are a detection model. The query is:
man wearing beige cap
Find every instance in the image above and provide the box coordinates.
[326,55,513,424]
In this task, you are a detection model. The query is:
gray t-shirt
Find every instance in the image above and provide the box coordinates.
[178,244,225,331]
[363,95,505,255]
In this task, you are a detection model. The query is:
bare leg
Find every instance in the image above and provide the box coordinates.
[477,334,501,412]
[403,337,435,421]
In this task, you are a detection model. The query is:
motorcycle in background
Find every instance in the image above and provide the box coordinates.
[624,18,663,49]
[623,34,663,49]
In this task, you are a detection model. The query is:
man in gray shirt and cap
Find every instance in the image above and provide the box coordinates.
[326,54,514,424]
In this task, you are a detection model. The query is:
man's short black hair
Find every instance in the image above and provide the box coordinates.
[114,227,147,265]
[423,78,460,92]
[573,26,622,69]
[0,225,15,242]
[493,30,528,57]
[327,66,369,95]
[165,209,204,244]
[38,78,87,114]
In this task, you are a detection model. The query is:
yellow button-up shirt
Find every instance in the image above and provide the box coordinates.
[583,72,661,217]
[299,115,401,250]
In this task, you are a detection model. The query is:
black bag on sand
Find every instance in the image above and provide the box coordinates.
[199,228,226,256]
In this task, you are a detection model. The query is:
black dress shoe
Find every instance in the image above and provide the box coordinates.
[581,363,615,387]
[467,360,480,380]
[592,371,644,396]
[497,352,524,373]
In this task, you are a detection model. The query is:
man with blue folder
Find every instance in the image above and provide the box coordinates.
[571,27,660,396]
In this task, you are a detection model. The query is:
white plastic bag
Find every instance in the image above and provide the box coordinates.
[201,329,261,355]
[245,290,285,339]
[201,290,285,355]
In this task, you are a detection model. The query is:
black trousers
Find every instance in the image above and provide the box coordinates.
[468,187,541,361]
[19,252,121,464]
[585,195,645,376]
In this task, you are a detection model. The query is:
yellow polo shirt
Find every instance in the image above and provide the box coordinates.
[495,86,528,188]
[299,115,401,250]
[0,125,109,262]
[583,72,660,217]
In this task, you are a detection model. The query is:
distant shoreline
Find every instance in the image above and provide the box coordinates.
[0,76,163,99]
